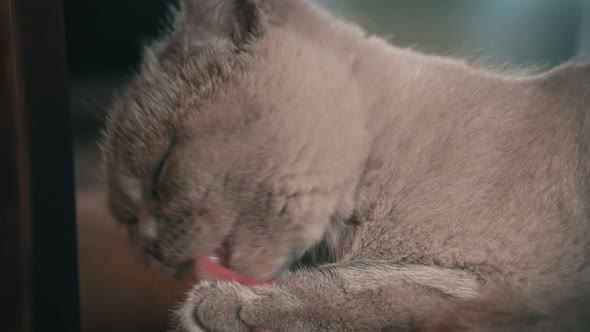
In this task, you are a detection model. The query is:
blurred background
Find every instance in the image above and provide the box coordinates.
[63,1,590,331]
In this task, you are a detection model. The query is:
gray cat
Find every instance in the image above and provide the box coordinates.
[101,0,590,331]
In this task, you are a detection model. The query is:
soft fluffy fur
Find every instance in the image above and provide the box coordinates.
[102,0,590,331]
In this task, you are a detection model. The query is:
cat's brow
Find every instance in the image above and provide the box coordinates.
[152,140,175,200]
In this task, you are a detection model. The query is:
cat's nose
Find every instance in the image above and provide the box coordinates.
[144,238,162,260]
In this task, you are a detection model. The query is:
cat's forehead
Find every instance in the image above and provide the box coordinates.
[105,69,237,174]
[103,0,292,176]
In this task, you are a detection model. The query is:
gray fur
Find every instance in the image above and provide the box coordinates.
[101,0,590,331]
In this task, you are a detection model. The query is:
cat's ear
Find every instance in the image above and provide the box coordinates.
[178,0,268,50]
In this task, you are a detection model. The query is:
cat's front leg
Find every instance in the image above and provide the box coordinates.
[178,263,482,332]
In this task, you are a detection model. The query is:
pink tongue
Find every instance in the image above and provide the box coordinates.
[196,256,276,286]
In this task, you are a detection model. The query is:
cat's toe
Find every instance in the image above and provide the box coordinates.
[179,281,258,332]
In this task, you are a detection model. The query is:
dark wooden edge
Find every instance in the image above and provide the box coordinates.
[1,1,81,331]
[0,1,33,331]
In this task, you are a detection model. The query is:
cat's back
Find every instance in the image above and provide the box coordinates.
[355,58,590,283]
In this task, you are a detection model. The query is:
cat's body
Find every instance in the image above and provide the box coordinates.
[102,0,590,331]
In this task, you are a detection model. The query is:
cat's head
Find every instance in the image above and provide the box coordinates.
[102,0,366,280]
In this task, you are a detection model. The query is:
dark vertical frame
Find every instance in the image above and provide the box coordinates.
[0,1,33,331]
[0,1,81,332]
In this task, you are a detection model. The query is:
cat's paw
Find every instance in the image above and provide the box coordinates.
[178,281,302,332]
[178,281,255,332]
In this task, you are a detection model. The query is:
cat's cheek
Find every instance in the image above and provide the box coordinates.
[176,202,229,255]
[179,218,230,262]
[183,224,219,257]
[226,242,287,281]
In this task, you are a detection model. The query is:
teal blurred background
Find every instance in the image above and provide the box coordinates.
[319,0,589,67]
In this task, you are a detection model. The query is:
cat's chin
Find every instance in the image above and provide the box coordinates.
[195,254,278,286]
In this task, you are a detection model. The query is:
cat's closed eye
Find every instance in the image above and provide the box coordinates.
[152,188,161,202]
[152,144,174,202]
[125,218,139,226]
